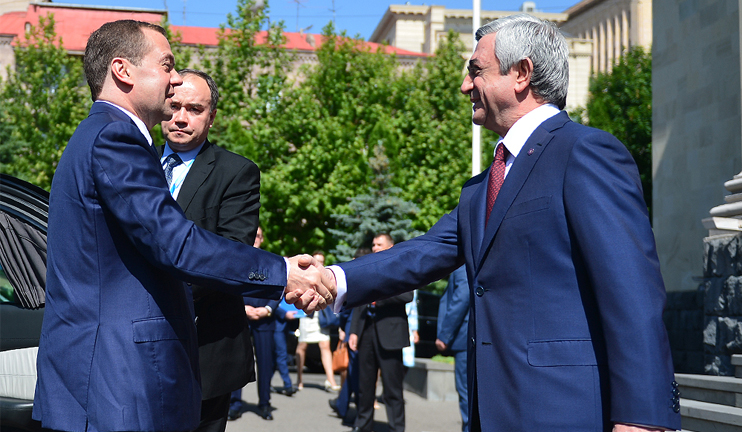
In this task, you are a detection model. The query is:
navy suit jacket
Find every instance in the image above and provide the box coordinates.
[33,102,287,432]
[437,266,469,353]
[339,112,681,431]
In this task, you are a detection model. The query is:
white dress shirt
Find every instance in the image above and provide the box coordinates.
[160,142,204,199]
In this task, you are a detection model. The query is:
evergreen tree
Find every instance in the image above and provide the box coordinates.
[330,144,423,262]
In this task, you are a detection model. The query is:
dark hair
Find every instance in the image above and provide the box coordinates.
[178,68,220,112]
[84,20,167,101]
[312,250,325,257]
[353,247,372,259]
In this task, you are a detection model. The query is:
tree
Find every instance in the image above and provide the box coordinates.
[581,46,652,212]
[0,14,89,190]
[329,144,424,262]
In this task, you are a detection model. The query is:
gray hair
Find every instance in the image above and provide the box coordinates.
[178,68,220,112]
[476,14,569,110]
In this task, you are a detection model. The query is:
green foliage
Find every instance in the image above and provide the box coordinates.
[0,14,89,190]
[161,18,194,70]
[583,46,652,212]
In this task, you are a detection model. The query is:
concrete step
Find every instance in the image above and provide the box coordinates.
[676,373,742,407]
[680,398,742,432]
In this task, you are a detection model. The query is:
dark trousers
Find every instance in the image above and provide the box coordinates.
[453,349,468,430]
[251,329,275,407]
[193,393,230,432]
[355,323,405,432]
[336,346,359,418]
[273,328,292,389]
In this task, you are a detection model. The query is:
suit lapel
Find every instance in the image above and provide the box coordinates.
[474,112,569,271]
[468,172,488,261]
[176,141,215,211]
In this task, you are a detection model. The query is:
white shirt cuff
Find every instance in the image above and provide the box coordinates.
[328,265,347,313]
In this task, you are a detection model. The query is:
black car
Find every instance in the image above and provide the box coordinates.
[0,174,48,432]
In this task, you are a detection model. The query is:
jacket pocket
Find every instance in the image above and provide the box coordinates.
[504,196,551,220]
[527,339,605,366]
[132,317,190,343]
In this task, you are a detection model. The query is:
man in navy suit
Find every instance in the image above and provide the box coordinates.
[328,14,680,432]
[436,266,469,431]
[158,69,259,432]
[33,20,333,432]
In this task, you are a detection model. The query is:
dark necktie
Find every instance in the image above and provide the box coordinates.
[163,153,183,188]
[486,143,508,225]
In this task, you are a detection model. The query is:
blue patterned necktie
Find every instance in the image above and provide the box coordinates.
[163,153,183,188]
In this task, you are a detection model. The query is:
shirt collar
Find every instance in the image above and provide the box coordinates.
[498,103,560,158]
[162,141,205,164]
[97,100,153,146]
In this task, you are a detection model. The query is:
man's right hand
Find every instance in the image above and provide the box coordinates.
[348,333,358,352]
[435,338,447,352]
[284,254,336,313]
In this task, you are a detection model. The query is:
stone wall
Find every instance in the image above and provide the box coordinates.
[701,233,742,375]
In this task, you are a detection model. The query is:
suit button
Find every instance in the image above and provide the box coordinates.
[672,387,680,397]
[260,274,266,281]
[672,401,680,413]
[248,272,255,280]
[475,286,485,296]
[471,337,475,345]
[672,380,678,388]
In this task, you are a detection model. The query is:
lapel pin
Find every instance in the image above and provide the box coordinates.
[527,148,535,156]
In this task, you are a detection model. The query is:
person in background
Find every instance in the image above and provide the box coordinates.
[348,234,412,432]
[403,290,419,369]
[436,266,470,431]
[295,251,341,392]
[272,299,298,396]
[158,68,259,432]
[329,247,371,427]
[229,227,279,421]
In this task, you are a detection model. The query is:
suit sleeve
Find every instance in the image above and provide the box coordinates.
[563,130,677,428]
[191,158,260,300]
[91,122,286,298]
[340,210,464,308]
[437,266,469,347]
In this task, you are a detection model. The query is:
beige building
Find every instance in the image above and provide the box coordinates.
[560,0,652,74]
[368,4,591,111]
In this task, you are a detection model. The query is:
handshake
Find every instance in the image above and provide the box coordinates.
[283,254,338,313]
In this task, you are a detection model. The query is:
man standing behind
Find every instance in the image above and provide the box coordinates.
[329,14,680,432]
[33,20,332,432]
[348,233,412,432]
[159,68,258,432]
[436,266,469,431]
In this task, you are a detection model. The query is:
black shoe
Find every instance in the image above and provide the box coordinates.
[259,405,274,420]
[341,416,355,427]
[227,408,242,420]
[277,386,296,396]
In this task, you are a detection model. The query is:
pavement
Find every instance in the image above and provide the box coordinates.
[225,371,462,432]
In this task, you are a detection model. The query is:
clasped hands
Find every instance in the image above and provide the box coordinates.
[283,254,337,313]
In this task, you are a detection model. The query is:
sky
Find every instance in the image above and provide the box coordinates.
[63,0,576,40]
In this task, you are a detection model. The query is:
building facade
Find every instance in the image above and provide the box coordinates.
[368,4,591,111]
[560,0,652,74]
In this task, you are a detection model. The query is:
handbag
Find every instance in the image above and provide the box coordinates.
[332,341,349,373]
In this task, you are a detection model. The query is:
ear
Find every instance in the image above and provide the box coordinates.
[208,109,217,128]
[513,58,533,94]
[111,58,135,87]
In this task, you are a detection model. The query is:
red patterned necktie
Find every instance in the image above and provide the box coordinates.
[486,143,508,225]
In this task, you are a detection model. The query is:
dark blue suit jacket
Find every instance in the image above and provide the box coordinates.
[338,112,680,431]
[437,266,469,353]
[33,102,287,432]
